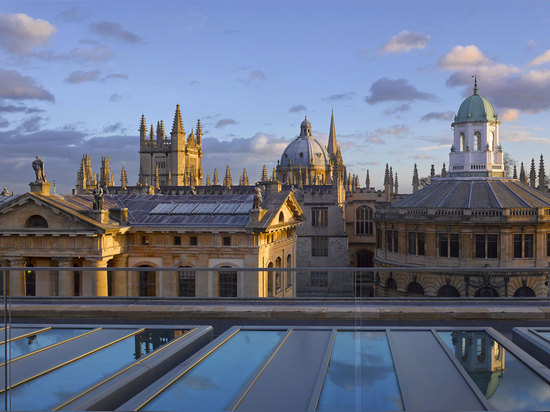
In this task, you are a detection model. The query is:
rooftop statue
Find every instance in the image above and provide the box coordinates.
[32,155,46,182]
[93,187,104,210]
[253,185,263,210]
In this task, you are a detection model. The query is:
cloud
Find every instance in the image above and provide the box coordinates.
[17,115,44,133]
[57,8,84,23]
[384,104,411,116]
[365,77,435,104]
[102,122,125,134]
[414,154,436,160]
[109,93,122,102]
[65,70,101,84]
[381,30,430,54]
[0,69,54,101]
[438,45,550,112]
[0,13,56,55]
[369,136,385,144]
[529,49,550,67]
[203,132,288,156]
[189,80,200,86]
[375,125,409,136]
[65,70,128,84]
[415,144,449,151]
[0,104,43,114]
[322,92,355,102]
[0,118,8,128]
[500,109,519,122]
[421,111,454,121]
[238,70,266,86]
[69,45,113,62]
[289,104,307,113]
[215,118,237,128]
[90,21,142,44]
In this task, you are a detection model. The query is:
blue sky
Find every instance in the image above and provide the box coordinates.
[1,0,549,194]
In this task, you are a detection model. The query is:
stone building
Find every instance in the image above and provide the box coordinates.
[0,180,303,298]
[375,82,550,297]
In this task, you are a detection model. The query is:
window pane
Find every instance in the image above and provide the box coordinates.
[386,230,393,252]
[513,234,522,258]
[475,234,485,259]
[408,232,416,255]
[393,231,399,253]
[524,234,534,258]
[417,233,425,255]
[487,234,498,258]
[219,270,237,297]
[439,234,448,257]
[450,234,459,257]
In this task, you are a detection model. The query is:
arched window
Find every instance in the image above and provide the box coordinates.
[275,257,282,292]
[474,131,481,151]
[178,267,195,297]
[279,211,284,223]
[138,265,156,297]
[25,265,36,296]
[437,285,460,297]
[487,131,494,151]
[513,286,535,297]
[459,133,465,151]
[25,215,48,228]
[385,276,397,297]
[355,207,373,235]
[219,266,237,297]
[474,287,499,297]
[406,282,424,296]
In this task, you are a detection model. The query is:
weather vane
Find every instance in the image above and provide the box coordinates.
[472,74,478,94]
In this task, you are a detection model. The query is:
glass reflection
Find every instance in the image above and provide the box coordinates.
[0,329,182,411]
[318,331,403,411]
[439,331,550,411]
[1,328,91,364]
[142,330,286,411]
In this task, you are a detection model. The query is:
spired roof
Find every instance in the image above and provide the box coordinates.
[392,177,550,209]
[454,83,498,124]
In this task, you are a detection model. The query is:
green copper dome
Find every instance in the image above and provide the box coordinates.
[454,87,498,124]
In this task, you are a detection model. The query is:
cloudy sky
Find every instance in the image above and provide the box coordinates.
[1,0,550,194]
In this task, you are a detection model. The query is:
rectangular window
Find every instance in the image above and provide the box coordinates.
[173,236,181,246]
[190,236,198,246]
[547,233,550,257]
[311,207,328,227]
[386,230,393,252]
[376,228,382,249]
[393,231,399,253]
[312,237,329,257]
[311,271,328,288]
[524,234,533,258]
[141,235,149,246]
[408,232,416,255]
[439,234,448,257]
[476,234,498,259]
[513,234,522,258]
[450,234,459,257]
[219,270,237,297]
[418,233,425,255]
[223,236,231,246]
[514,234,534,259]
[487,234,498,258]
[475,234,485,259]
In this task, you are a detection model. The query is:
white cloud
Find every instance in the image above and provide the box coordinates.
[381,30,430,54]
[500,109,519,122]
[529,49,550,67]
[415,144,449,151]
[0,69,54,101]
[0,13,56,55]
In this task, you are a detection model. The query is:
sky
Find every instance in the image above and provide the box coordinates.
[1,0,550,195]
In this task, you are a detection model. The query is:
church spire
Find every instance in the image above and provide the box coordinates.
[196,119,203,146]
[412,163,419,193]
[171,104,184,137]
[328,109,337,157]
[139,115,147,140]
[366,170,370,192]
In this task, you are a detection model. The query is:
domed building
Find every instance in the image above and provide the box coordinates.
[375,81,550,297]
[277,114,345,186]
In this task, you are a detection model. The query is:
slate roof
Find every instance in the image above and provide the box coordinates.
[393,177,550,209]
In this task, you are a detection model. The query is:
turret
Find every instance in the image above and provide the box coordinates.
[121,166,127,189]
[224,165,232,188]
[242,168,249,185]
[366,170,370,192]
[139,115,147,148]
[412,164,419,193]
[196,119,203,146]
[149,124,155,141]
[539,155,546,191]
[170,104,186,185]
[213,168,219,185]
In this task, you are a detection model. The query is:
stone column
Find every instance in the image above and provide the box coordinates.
[57,258,75,297]
[82,258,109,296]
[8,258,25,296]
[110,254,128,297]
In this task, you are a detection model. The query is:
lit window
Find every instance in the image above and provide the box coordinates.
[311,208,328,227]
[355,207,373,235]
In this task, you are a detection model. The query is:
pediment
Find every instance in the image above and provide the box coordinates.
[0,194,106,234]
